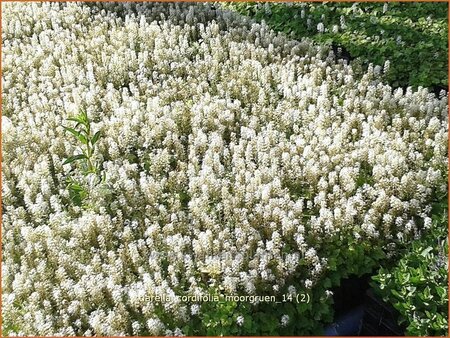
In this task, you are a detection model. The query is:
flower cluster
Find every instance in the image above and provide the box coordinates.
[2,2,448,336]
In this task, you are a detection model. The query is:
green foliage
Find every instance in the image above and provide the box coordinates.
[179,233,387,336]
[224,2,448,89]
[2,297,23,336]
[63,109,104,206]
[371,215,449,336]
[182,295,328,336]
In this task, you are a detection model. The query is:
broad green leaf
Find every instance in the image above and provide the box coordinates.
[420,246,433,257]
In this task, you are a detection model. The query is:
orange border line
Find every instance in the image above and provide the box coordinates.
[0,0,449,2]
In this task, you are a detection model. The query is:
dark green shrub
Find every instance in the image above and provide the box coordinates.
[372,212,448,336]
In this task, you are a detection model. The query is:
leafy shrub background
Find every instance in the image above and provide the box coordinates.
[1,2,448,336]
[372,210,448,336]
[224,2,448,89]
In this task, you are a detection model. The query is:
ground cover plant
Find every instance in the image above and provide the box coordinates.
[1,2,448,336]
[372,203,448,336]
[224,2,448,90]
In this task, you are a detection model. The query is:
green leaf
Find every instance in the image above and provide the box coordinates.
[63,126,88,144]
[67,116,87,127]
[80,109,89,124]
[68,183,84,192]
[91,130,101,146]
[64,154,88,165]
[420,247,433,257]
[435,286,446,299]
[391,289,403,299]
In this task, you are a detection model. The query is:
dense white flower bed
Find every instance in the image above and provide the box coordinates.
[2,2,448,335]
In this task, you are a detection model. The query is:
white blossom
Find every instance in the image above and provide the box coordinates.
[1,2,447,336]
[281,314,290,327]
